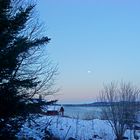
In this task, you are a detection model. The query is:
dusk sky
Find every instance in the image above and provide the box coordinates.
[37,0,140,103]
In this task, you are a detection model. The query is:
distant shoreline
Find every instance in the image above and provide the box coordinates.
[57,102,110,107]
[56,101,140,107]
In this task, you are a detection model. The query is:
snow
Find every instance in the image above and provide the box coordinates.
[17,105,140,139]
[18,114,137,140]
[49,117,113,140]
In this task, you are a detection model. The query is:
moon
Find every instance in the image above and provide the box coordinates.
[87,70,91,74]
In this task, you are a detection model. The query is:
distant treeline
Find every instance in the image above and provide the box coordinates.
[58,101,140,107]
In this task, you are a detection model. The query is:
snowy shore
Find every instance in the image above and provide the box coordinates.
[18,114,136,140]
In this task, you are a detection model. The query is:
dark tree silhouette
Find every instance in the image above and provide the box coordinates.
[0,0,57,138]
[100,82,139,140]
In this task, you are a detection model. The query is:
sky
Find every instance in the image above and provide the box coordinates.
[37,0,140,104]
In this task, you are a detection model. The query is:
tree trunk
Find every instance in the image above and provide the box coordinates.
[116,135,123,140]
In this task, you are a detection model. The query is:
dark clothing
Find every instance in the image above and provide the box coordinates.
[60,107,64,116]
[60,107,64,112]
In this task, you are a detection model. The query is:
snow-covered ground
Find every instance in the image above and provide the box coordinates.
[17,105,140,139]
[18,114,137,140]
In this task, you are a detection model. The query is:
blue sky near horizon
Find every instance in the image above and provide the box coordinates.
[37,0,140,103]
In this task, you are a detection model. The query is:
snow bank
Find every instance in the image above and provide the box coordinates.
[18,114,137,140]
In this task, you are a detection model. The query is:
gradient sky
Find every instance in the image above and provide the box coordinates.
[37,0,140,103]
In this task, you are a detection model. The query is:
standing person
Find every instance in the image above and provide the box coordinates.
[60,106,64,116]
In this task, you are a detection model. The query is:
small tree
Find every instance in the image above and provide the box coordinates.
[100,82,139,140]
[0,0,57,138]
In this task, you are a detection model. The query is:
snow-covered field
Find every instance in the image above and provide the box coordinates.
[18,115,110,139]
[18,114,137,140]
[17,105,140,140]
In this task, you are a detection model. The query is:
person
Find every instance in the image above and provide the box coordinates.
[60,106,64,116]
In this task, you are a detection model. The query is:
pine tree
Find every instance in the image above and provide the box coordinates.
[0,0,53,138]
